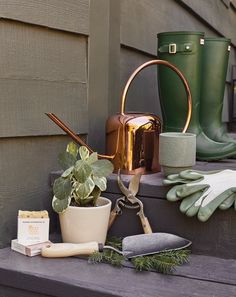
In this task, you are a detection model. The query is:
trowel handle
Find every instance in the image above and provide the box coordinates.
[41,242,100,258]
[138,214,153,234]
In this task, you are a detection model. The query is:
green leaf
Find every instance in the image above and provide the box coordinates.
[77,196,95,206]
[93,176,107,191]
[87,152,98,165]
[79,146,90,160]
[74,160,92,183]
[53,177,72,200]
[61,166,74,178]
[75,177,95,199]
[58,151,76,170]
[52,195,71,213]
[91,186,101,204]
[91,160,114,177]
[66,142,79,158]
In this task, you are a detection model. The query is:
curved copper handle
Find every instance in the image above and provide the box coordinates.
[120,59,192,133]
[46,60,192,160]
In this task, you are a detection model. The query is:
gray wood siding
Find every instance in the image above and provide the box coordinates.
[120,0,214,56]
[0,136,73,248]
[119,47,162,118]
[0,20,88,137]
[179,0,236,45]
[0,1,90,247]
[120,0,236,122]
[0,0,89,35]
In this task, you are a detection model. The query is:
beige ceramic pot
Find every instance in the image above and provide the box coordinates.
[159,132,196,176]
[59,197,111,244]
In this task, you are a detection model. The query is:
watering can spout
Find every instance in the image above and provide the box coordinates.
[45,113,114,160]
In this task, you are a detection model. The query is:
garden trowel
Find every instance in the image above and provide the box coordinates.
[41,233,191,259]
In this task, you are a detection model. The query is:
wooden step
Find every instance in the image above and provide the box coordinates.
[1,247,236,297]
[105,159,236,259]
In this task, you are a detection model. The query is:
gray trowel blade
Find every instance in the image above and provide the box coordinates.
[122,233,192,258]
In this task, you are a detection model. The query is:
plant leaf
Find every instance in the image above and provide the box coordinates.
[91,186,101,205]
[87,152,98,165]
[91,160,114,177]
[79,146,90,160]
[53,177,72,200]
[58,151,76,170]
[93,176,107,191]
[61,166,74,178]
[77,196,95,206]
[74,160,92,183]
[52,195,71,213]
[66,142,79,158]
[75,177,95,199]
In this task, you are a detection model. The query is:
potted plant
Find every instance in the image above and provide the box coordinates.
[52,142,114,244]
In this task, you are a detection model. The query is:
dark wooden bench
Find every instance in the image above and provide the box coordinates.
[1,247,236,297]
[1,159,236,296]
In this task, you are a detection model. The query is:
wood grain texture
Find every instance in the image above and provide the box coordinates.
[88,0,121,152]
[0,0,89,35]
[0,136,76,248]
[1,248,236,297]
[120,48,162,119]
[120,0,215,56]
[0,20,88,137]
[179,0,236,45]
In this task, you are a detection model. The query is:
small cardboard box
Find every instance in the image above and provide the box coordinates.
[17,210,50,245]
[11,239,51,257]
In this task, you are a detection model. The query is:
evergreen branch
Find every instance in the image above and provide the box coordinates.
[88,237,190,274]
[88,250,125,267]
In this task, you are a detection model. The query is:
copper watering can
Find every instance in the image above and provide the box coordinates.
[46,59,192,174]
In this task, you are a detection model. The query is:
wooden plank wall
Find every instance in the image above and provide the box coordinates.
[0,0,236,247]
[0,0,90,248]
[119,0,236,122]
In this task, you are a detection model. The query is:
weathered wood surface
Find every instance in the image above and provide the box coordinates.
[0,0,89,35]
[88,0,121,152]
[104,159,236,259]
[119,48,162,118]
[0,20,88,137]
[179,0,236,45]
[50,159,236,259]
[0,136,74,248]
[120,0,216,56]
[0,248,236,297]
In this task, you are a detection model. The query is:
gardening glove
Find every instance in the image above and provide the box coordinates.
[163,169,236,222]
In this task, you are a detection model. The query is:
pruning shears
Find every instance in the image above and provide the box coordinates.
[108,170,152,234]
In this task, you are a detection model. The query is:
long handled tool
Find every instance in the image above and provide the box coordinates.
[41,233,191,258]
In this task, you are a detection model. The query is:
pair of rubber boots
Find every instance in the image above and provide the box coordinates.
[157,31,236,161]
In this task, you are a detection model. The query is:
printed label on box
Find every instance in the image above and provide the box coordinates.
[17,218,49,245]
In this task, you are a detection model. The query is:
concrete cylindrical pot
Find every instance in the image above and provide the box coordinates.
[159,132,196,176]
[59,197,111,244]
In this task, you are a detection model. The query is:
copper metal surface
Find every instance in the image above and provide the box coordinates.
[106,59,192,174]
[46,59,192,174]
[120,59,192,133]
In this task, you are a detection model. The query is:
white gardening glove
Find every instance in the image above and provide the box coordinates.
[164,169,236,222]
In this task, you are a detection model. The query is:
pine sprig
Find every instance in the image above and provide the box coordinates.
[131,249,190,274]
[88,237,190,273]
[89,250,125,267]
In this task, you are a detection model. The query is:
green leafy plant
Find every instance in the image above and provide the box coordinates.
[52,142,114,213]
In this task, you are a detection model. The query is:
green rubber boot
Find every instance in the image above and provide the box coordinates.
[200,38,236,144]
[157,31,236,160]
